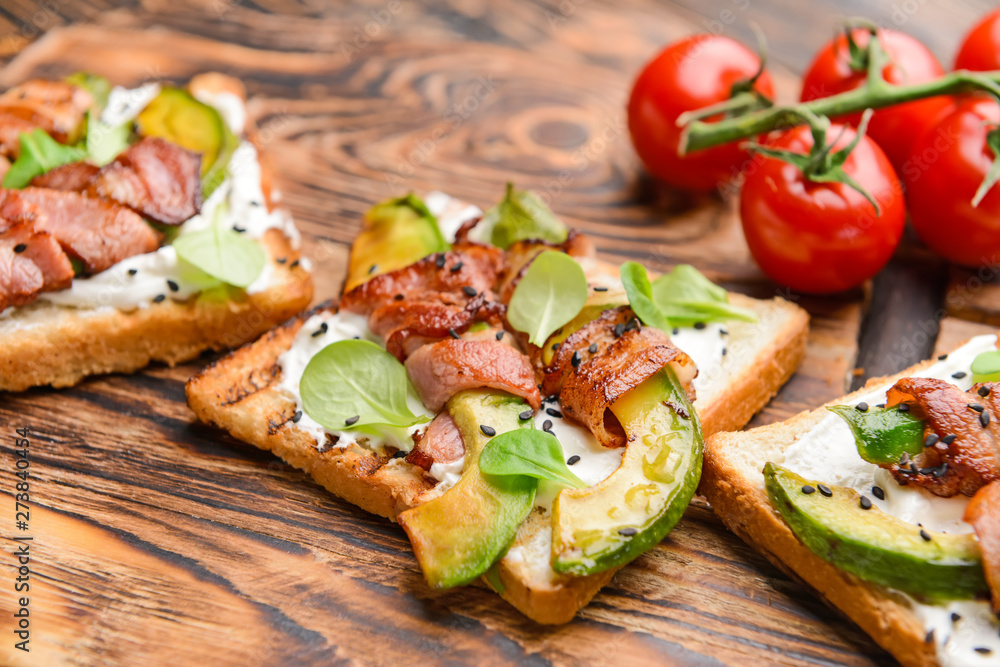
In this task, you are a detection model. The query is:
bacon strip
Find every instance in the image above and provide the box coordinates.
[0,188,161,274]
[559,325,697,448]
[964,480,1000,614]
[883,378,1000,497]
[405,412,465,475]
[0,236,43,311]
[0,80,91,155]
[538,305,636,397]
[87,137,203,225]
[31,162,99,191]
[0,220,73,293]
[405,339,542,413]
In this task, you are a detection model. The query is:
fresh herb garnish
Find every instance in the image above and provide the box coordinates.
[85,111,132,166]
[971,350,1000,383]
[507,250,588,346]
[172,202,265,287]
[479,428,588,488]
[651,264,757,327]
[827,404,925,464]
[477,183,568,249]
[2,129,87,189]
[620,261,671,331]
[300,339,430,431]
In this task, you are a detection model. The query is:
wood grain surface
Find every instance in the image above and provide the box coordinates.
[0,1,997,665]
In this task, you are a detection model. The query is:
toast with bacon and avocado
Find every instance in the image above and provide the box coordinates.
[0,72,312,391]
[186,186,808,623]
[703,338,1000,666]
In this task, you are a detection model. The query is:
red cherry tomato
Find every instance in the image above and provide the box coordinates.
[628,34,775,191]
[740,124,905,294]
[904,98,1000,268]
[800,28,951,173]
[955,9,1000,71]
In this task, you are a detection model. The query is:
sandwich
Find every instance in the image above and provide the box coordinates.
[185,185,808,623]
[703,335,1000,665]
[0,72,312,391]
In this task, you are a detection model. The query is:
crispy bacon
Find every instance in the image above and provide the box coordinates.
[883,378,1000,497]
[31,162,99,191]
[559,325,697,448]
[0,220,72,292]
[340,244,503,316]
[0,234,43,311]
[964,481,1000,614]
[538,306,637,397]
[405,412,465,475]
[496,231,594,303]
[87,137,203,225]
[405,339,541,413]
[0,80,91,155]
[371,292,505,360]
[0,188,161,274]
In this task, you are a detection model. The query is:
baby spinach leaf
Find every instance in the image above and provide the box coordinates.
[972,349,1000,383]
[507,250,588,346]
[620,261,672,331]
[2,129,87,189]
[172,202,265,288]
[479,428,588,489]
[300,339,429,431]
[651,264,757,327]
[828,405,925,464]
[479,183,568,249]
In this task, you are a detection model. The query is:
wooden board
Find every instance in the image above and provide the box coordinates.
[0,0,993,664]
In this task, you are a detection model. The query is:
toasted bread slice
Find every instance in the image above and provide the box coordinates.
[186,287,807,624]
[702,337,1000,667]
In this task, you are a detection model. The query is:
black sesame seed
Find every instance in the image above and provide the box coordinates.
[876,403,886,409]
[951,612,962,622]
[953,371,970,380]
[450,261,463,273]
[817,484,833,497]
[693,322,706,330]
[920,529,932,541]
[250,200,261,207]
[900,452,911,466]
[152,294,166,303]
[856,402,869,413]
[276,257,288,264]
[12,243,26,253]
[720,328,729,336]
[290,259,300,269]
[571,351,582,368]
[496,330,505,341]
[394,293,404,301]
[981,411,991,427]
[542,419,553,432]
[872,485,885,500]
[311,322,328,337]
[552,342,561,351]
[924,629,935,644]
[672,328,680,335]
[368,264,378,274]
[166,279,179,292]
[897,403,910,413]
[938,354,949,360]
[567,455,581,466]
[461,285,477,297]
[613,323,625,338]
[480,424,496,437]
[979,386,991,397]
[924,433,940,447]
[291,410,303,423]
[127,268,138,276]
[344,415,360,426]
[941,434,957,445]
[624,318,638,332]
[618,527,638,537]
[593,286,608,292]
[518,410,533,421]
[859,496,872,510]
[801,485,816,495]
[546,408,563,419]
[391,450,408,459]
[448,328,461,339]
[588,343,598,354]
[722,348,728,356]
[435,254,446,269]
[969,403,985,412]
[974,647,992,655]
[232,225,246,233]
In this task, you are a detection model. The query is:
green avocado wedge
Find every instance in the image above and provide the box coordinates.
[764,463,988,602]
[550,366,703,575]
[397,390,535,589]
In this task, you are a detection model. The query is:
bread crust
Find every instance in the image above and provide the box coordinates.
[701,351,995,667]
[186,289,809,624]
[0,229,312,391]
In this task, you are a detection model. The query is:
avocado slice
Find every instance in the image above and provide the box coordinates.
[344,194,450,292]
[551,366,703,575]
[827,405,925,464]
[397,390,535,589]
[764,463,988,601]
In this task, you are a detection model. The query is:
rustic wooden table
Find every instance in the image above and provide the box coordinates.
[2,1,999,665]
